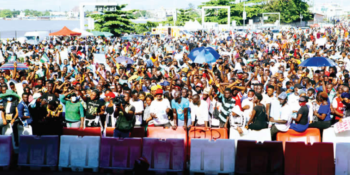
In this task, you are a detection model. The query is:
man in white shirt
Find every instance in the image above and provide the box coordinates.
[129,90,144,126]
[149,89,172,128]
[270,92,292,140]
[190,94,209,128]
[241,90,255,124]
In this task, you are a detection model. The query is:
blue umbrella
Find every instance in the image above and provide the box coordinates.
[116,56,135,64]
[299,57,336,67]
[188,47,220,64]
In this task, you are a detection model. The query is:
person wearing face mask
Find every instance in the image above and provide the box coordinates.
[59,91,84,128]
[290,96,309,132]
[0,90,20,146]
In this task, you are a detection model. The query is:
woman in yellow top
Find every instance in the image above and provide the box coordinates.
[46,100,64,135]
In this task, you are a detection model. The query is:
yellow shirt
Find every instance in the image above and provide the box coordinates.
[150,56,157,63]
[47,105,63,117]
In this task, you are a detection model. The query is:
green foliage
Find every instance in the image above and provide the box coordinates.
[264,0,313,23]
[197,0,313,25]
[89,4,135,36]
[161,8,200,27]
[0,9,13,18]
[134,21,159,33]
[132,10,151,18]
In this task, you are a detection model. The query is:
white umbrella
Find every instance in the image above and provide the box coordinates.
[72,28,93,37]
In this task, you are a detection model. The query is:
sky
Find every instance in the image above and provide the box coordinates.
[0,0,348,11]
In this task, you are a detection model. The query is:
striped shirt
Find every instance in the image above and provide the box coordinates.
[216,91,236,123]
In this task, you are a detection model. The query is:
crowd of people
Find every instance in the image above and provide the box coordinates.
[0,23,350,147]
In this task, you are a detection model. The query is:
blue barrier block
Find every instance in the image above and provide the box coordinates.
[0,136,12,169]
[18,135,59,169]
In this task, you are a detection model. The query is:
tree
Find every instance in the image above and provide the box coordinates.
[264,0,312,23]
[89,4,135,36]
[0,9,13,18]
[134,21,159,33]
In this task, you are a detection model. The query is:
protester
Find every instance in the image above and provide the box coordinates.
[0,24,349,144]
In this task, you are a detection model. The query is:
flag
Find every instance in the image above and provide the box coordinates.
[40,53,49,63]
[8,55,16,62]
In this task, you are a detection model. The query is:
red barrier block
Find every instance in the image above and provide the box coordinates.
[142,138,185,173]
[18,136,59,170]
[285,142,334,175]
[99,137,142,170]
[0,136,12,169]
[105,126,145,137]
[235,140,284,175]
[63,127,101,136]
[188,127,228,157]
[277,128,321,151]
[147,127,187,145]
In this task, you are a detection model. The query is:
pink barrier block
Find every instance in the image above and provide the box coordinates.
[142,138,185,173]
[99,137,142,170]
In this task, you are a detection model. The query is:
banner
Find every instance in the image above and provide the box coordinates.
[334,118,350,134]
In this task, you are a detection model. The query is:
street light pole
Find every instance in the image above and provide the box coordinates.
[300,14,303,26]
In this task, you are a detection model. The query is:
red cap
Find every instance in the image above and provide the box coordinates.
[196,83,203,88]
[72,81,79,86]
[155,89,163,95]
[105,92,116,98]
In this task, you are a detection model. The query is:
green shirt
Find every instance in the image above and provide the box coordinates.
[60,95,84,122]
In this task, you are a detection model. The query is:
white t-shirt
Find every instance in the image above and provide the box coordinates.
[274,104,292,132]
[241,98,254,123]
[190,100,209,125]
[150,99,171,125]
[129,99,144,125]
[262,94,274,107]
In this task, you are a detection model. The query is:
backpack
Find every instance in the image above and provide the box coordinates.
[115,105,135,131]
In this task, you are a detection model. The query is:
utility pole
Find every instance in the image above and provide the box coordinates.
[243,2,246,28]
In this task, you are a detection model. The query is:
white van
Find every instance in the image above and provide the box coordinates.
[24,31,49,45]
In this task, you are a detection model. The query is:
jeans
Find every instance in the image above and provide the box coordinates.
[113,129,130,138]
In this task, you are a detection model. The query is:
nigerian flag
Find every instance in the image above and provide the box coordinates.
[40,53,49,63]
[8,55,16,62]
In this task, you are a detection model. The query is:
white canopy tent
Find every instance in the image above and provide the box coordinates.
[72,28,93,37]
[184,20,202,31]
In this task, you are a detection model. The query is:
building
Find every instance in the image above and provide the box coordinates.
[313,3,347,20]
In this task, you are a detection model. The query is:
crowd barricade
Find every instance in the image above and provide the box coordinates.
[190,139,235,175]
[142,138,185,174]
[2,124,33,149]
[231,128,271,145]
[0,136,12,170]
[235,140,284,175]
[17,136,59,170]
[99,137,142,171]
[58,136,100,172]
[188,127,228,157]
[284,142,334,175]
[323,127,350,156]
[104,126,145,137]
[147,127,187,149]
[277,128,321,151]
[335,143,350,175]
[62,127,101,136]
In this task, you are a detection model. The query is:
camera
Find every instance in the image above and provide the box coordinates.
[114,95,126,106]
